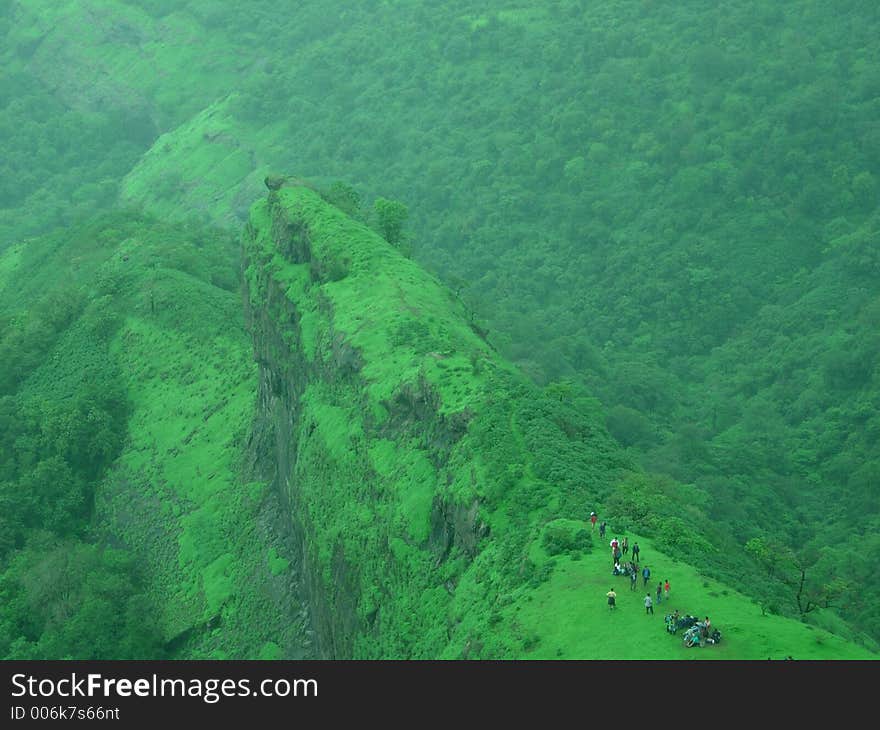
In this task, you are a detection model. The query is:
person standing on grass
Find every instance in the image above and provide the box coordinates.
[642,564,651,588]
[632,542,640,563]
[591,512,597,531]
[630,568,638,591]
[599,521,607,539]
[656,582,663,606]
[607,588,617,610]
[622,536,629,556]
[645,593,654,615]
[664,579,670,600]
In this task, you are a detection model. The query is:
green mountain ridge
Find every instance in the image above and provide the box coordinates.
[0,184,875,659]
[1,0,878,659]
[239,184,876,658]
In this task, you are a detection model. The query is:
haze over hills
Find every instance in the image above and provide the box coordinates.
[0,0,878,657]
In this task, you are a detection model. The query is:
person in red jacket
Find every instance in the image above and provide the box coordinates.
[590,512,597,531]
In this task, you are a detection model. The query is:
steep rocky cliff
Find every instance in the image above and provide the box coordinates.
[241,185,628,658]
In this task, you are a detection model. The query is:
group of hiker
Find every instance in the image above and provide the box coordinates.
[595,511,720,648]
[599,514,666,613]
[609,534,640,566]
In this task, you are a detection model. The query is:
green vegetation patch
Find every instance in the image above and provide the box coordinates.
[1,212,308,659]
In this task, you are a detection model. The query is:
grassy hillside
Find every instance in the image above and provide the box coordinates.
[242,185,875,659]
[0,213,310,659]
[516,530,872,660]
[0,0,261,248]
[2,0,878,652]
[80,0,880,641]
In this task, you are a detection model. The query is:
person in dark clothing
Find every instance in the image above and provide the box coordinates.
[656,582,663,606]
[631,542,640,562]
[621,537,629,556]
[599,522,607,539]
[642,565,651,588]
[630,569,638,591]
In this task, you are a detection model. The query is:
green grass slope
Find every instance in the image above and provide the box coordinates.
[0,213,310,659]
[8,1,876,641]
[12,0,242,126]
[243,186,876,659]
[515,531,873,660]
[119,95,269,228]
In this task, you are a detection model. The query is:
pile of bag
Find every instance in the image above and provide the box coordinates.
[681,623,722,647]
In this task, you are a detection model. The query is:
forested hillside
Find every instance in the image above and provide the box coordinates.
[1,0,878,650]
[0,215,309,659]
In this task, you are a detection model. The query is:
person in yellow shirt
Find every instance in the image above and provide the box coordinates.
[606,588,617,610]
